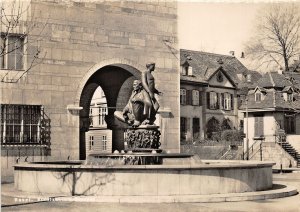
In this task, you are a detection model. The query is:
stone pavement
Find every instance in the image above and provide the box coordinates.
[2,172,300,212]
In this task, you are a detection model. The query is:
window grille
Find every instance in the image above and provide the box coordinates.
[0,104,50,145]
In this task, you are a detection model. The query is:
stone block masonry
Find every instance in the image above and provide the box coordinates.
[0,0,179,179]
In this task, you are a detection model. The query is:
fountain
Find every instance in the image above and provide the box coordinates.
[13,63,297,203]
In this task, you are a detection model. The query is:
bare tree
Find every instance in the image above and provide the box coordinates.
[0,0,47,83]
[245,3,300,72]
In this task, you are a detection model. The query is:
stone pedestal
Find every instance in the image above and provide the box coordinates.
[124,126,161,150]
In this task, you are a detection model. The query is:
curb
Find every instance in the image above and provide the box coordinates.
[2,184,298,203]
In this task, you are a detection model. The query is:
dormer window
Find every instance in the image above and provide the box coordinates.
[255,93,262,102]
[181,64,193,76]
[188,66,193,76]
[283,86,294,102]
[287,93,293,102]
[180,65,188,75]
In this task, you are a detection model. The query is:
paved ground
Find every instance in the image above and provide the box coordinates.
[2,172,300,212]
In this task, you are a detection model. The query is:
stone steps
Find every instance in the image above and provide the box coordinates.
[278,142,300,168]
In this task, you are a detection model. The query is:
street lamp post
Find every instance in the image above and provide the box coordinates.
[246,97,249,160]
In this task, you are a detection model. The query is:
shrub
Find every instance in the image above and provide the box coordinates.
[221,130,242,145]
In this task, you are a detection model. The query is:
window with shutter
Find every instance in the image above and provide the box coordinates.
[284,115,296,134]
[188,66,193,76]
[207,92,210,109]
[180,117,187,140]
[223,93,231,110]
[254,115,264,137]
[216,93,219,109]
[220,93,224,109]
[193,118,200,139]
[192,90,199,106]
[187,90,192,105]
[199,91,202,106]
[209,92,218,109]
[230,94,234,110]
[180,89,186,105]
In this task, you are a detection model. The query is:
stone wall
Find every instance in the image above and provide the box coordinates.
[251,142,297,168]
[1,0,178,181]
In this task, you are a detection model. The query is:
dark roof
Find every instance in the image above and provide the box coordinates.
[240,88,300,111]
[180,49,252,88]
[250,71,292,89]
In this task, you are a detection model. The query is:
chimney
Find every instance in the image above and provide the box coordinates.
[241,52,245,58]
[229,51,235,56]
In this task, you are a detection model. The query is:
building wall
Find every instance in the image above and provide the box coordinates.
[180,83,205,141]
[85,129,112,154]
[204,86,238,131]
[1,0,178,181]
[251,142,297,168]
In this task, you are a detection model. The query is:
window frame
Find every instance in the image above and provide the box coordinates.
[209,92,218,109]
[180,89,187,105]
[180,117,187,140]
[255,92,262,102]
[192,90,200,106]
[287,93,293,102]
[1,34,26,70]
[284,115,296,134]
[89,135,94,150]
[223,93,231,110]
[98,107,107,126]
[102,135,107,150]
[1,105,42,144]
[180,65,188,75]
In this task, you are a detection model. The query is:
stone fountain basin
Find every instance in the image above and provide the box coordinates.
[14,160,275,197]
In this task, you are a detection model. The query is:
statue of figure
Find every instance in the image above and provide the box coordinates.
[114,63,162,127]
[114,80,151,127]
[141,62,162,125]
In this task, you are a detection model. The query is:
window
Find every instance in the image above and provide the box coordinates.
[180,89,187,105]
[1,105,41,144]
[217,72,223,82]
[102,135,107,150]
[284,115,296,134]
[180,66,188,75]
[207,92,218,109]
[187,66,193,76]
[89,136,94,150]
[192,90,199,106]
[193,118,200,139]
[1,34,25,70]
[223,93,232,110]
[254,114,264,137]
[98,107,107,126]
[180,117,187,140]
[180,117,190,141]
[287,93,293,102]
[255,93,262,102]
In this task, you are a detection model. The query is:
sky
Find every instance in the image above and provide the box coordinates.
[178,2,269,70]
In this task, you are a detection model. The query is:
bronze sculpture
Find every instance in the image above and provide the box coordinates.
[114,63,162,127]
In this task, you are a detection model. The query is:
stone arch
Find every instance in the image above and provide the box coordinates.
[77,58,144,159]
[206,117,220,139]
[75,58,144,106]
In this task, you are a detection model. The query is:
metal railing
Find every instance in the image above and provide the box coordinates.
[242,139,263,160]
